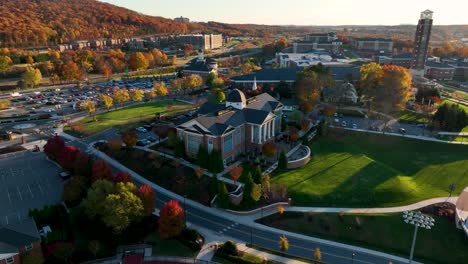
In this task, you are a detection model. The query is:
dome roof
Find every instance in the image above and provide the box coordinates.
[227,89,246,103]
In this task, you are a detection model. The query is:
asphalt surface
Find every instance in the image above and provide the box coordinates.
[64,134,411,264]
[0,152,63,226]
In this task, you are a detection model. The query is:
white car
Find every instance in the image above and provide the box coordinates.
[136,127,147,133]
[352,123,357,129]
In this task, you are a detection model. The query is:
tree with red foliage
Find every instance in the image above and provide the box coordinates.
[121,130,138,147]
[58,145,80,171]
[73,152,93,177]
[153,125,175,139]
[289,127,299,142]
[43,136,65,160]
[91,160,114,182]
[431,96,442,105]
[138,185,155,215]
[114,171,132,183]
[158,200,185,239]
[229,166,243,182]
[262,142,278,157]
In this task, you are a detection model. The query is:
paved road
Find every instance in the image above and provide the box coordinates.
[62,135,415,264]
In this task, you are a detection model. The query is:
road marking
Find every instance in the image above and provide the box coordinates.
[17,186,23,200]
[27,184,34,198]
[36,181,44,195]
[6,189,12,204]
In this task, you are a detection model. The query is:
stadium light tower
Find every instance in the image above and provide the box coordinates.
[402,211,435,264]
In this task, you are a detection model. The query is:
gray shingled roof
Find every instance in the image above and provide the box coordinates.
[181,91,282,136]
[0,218,40,253]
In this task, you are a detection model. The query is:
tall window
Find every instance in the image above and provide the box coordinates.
[6,257,14,264]
[223,134,233,153]
[187,134,202,154]
[25,243,33,251]
[252,126,260,143]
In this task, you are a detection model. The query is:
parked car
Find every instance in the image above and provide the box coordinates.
[136,127,147,133]
[146,136,157,143]
[136,139,151,146]
[352,123,357,129]
[399,128,406,134]
[59,171,71,180]
[341,121,347,127]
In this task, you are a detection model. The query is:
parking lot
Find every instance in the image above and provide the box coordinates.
[0,151,63,226]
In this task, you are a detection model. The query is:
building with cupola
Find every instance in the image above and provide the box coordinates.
[176,89,283,165]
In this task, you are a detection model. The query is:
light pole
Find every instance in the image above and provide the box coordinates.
[402,211,435,264]
[351,252,355,264]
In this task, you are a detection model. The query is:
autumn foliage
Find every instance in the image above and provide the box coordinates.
[138,185,156,215]
[262,142,278,157]
[121,130,138,147]
[113,171,132,183]
[91,160,114,182]
[158,200,185,239]
[58,146,80,171]
[229,166,243,182]
[44,136,65,160]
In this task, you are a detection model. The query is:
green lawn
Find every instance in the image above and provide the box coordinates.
[272,132,468,207]
[261,212,468,264]
[441,100,468,132]
[72,100,193,136]
[396,110,429,124]
[145,232,199,257]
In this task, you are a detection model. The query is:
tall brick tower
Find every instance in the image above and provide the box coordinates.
[411,10,433,76]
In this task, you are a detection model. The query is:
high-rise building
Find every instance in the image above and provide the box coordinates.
[411,10,433,74]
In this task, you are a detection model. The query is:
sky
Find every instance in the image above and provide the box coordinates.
[100,0,467,25]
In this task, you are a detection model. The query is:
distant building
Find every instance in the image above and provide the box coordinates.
[183,50,218,78]
[176,34,223,50]
[276,52,335,68]
[425,61,455,80]
[0,218,42,264]
[230,66,361,89]
[352,38,393,52]
[292,32,342,54]
[128,39,145,50]
[411,10,434,76]
[376,53,413,68]
[176,90,284,165]
[174,16,190,23]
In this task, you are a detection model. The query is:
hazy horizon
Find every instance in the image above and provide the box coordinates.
[100,0,468,26]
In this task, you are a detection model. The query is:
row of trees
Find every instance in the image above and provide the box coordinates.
[43,136,156,234]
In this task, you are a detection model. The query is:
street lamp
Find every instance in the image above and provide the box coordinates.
[351,252,355,264]
[402,211,435,264]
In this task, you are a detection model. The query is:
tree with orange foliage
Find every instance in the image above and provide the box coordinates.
[158,200,185,239]
[262,142,278,157]
[128,52,149,71]
[121,130,138,147]
[229,166,243,182]
[138,185,155,215]
[322,104,337,117]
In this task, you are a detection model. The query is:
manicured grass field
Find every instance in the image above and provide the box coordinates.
[396,110,429,124]
[272,131,468,207]
[261,212,468,264]
[145,232,199,257]
[74,100,193,136]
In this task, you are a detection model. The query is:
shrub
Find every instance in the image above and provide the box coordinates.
[219,240,238,256]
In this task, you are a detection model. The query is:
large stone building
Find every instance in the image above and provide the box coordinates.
[424,61,455,80]
[174,16,190,23]
[176,90,283,165]
[411,10,434,76]
[176,34,223,50]
[292,32,342,54]
[352,38,393,52]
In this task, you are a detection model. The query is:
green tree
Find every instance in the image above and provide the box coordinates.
[275,81,290,99]
[101,182,144,233]
[216,91,226,102]
[217,181,230,209]
[278,149,288,170]
[279,235,289,252]
[242,173,261,206]
[81,180,116,219]
[196,145,209,168]
[253,165,262,184]
[0,55,13,75]
[21,67,42,88]
[53,243,74,262]
[208,149,224,173]
[88,240,101,257]
[62,176,88,207]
